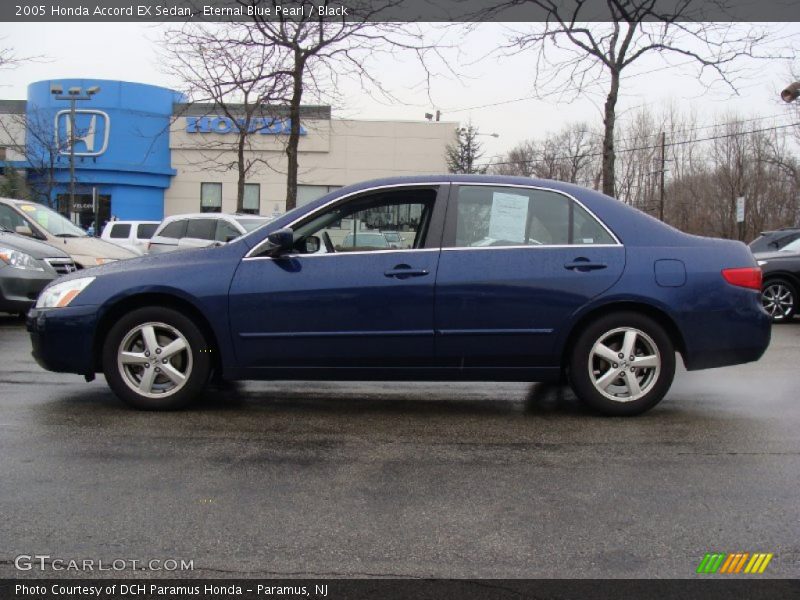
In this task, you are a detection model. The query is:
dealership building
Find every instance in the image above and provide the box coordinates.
[0,79,455,228]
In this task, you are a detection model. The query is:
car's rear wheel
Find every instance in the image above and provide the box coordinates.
[102,307,211,410]
[568,312,676,416]
[761,279,796,323]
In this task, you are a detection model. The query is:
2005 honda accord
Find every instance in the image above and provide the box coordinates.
[27,176,771,415]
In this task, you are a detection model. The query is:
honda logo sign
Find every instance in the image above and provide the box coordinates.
[54,109,111,156]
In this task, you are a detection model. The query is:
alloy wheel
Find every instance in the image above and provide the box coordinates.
[761,283,794,320]
[588,327,661,403]
[116,321,193,399]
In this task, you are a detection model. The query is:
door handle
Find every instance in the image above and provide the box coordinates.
[564,259,607,272]
[384,264,429,279]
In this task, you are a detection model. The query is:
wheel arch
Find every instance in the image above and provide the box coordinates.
[92,292,222,376]
[559,301,687,369]
[762,270,800,291]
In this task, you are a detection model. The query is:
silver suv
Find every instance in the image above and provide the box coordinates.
[147,213,270,255]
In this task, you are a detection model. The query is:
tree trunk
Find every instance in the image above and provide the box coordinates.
[285,49,304,211]
[602,69,620,197]
[236,128,246,213]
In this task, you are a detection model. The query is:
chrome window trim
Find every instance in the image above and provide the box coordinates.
[451,182,623,248]
[244,182,450,259]
[243,247,440,261]
[244,180,623,260]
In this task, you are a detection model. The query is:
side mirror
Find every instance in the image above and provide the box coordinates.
[266,227,294,255]
[15,225,33,237]
[303,236,321,254]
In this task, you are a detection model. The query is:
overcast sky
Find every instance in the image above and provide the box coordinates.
[1,21,798,160]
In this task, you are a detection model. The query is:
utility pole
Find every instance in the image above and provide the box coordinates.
[658,131,666,222]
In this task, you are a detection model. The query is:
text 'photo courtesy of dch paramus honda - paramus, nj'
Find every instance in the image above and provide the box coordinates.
[26,175,771,416]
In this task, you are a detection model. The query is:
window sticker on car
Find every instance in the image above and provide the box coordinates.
[583,238,594,244]
[489,192,528,243]
[19,205,36,212]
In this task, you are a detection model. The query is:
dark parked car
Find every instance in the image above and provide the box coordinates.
[749,227,800,254]
[1,224,76,315]
[754,237,800,322]
[27,176,770,416]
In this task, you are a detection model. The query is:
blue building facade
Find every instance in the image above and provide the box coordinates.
[23,79,183,223]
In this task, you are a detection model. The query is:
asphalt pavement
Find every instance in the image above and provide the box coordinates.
[0,315,798,578]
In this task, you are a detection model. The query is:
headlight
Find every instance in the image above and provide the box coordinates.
[36,277,95,308]
[0,246,44,271]
[757,260,768,266]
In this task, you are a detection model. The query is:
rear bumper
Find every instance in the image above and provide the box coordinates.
[680,291,772,370]
[26,305,98,375]
[0,267,54,313]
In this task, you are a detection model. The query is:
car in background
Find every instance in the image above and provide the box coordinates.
[1,224,76,315]
[339,231,390,250]
[28,175,770,416]
[381,231,407,249]
[749,227,800,254]
[101,221,159,255]
[0,198,137,269]
[753,237,800,322]
[147,213,270,255]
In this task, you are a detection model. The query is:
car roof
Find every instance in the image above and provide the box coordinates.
[161,213,269,221]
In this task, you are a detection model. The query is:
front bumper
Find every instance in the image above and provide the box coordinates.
[0,267,54,313]
[27,305,99,375]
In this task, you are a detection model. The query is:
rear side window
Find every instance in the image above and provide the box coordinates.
[186,219,216,240]
[158,219,187,240]
[137,223,158,239]
[109,224,131,239]
[452,186,615,247]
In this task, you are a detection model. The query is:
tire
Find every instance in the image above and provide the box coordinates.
[102,307,212,410]
[568,312,676,416]
[761,278,796,323]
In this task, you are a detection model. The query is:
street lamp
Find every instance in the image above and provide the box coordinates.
[781,82,800,103]
[50,83,100,220]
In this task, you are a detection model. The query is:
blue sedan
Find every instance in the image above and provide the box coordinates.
[27,176,771,415]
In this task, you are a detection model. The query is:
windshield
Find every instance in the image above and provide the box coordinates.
[234,217,270,232]
[17,203,87,237]
[780,238,800,253]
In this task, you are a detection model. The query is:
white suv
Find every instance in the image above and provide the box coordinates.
[101,221,160,255]
[147,213,270,255]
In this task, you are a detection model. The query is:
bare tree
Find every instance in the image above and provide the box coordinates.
[485,1,772,196]
[163,22,292,212]
[240,0,436,210]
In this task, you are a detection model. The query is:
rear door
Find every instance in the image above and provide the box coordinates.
[435,184,625,368]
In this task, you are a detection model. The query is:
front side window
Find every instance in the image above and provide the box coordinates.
[453,186,615,248]
[0,204,30,232]
[289,187,437,254]
[200,183,222,213]
[216,220,240,242]
[137,223,158,239]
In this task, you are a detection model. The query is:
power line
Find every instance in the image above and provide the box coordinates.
[478,121,800,168]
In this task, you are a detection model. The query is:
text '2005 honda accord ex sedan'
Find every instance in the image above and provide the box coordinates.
[27,175,771,416]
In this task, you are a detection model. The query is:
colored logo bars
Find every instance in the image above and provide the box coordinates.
[696,552,773,574]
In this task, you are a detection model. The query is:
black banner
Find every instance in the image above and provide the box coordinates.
[2,0,800,23]
[2,580,800,600]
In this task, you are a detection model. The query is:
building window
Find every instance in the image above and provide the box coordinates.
[242,183,260,215]
[200,182,222,213]
[297,184,342,207]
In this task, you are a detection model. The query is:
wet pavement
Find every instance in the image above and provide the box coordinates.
[1,315,798,578]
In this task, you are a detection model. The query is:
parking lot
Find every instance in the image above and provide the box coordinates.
[0,315,798,579]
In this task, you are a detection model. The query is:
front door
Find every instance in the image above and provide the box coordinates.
[228,185,446,372]
[434,184,625,368]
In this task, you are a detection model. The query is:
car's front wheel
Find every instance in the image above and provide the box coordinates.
[568,312,676,416]
[761,279,796,323]
[102,307,211,410]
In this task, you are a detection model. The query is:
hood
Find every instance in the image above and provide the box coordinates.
[0,231,71,259]
[56,236,138,260]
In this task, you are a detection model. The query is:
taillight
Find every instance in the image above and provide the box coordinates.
[722,267,762,290]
